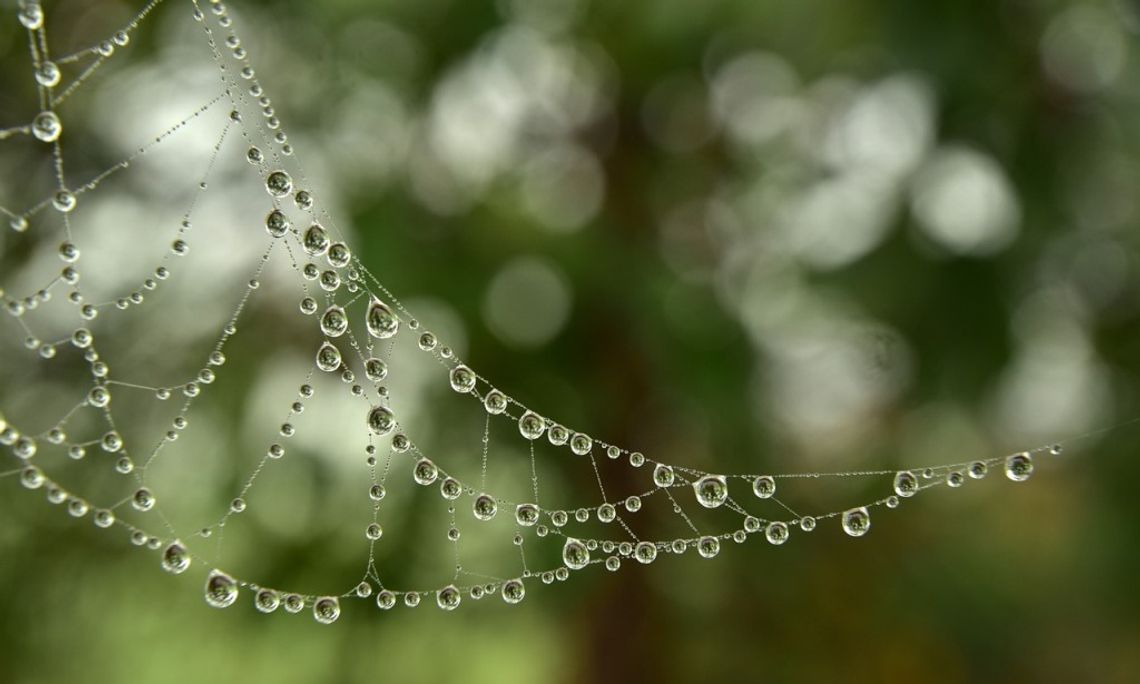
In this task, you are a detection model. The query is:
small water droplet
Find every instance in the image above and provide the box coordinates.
[693,474,728,508]
[1005,452,1033,482]
[204,570,238,608]
[842,507,871,537]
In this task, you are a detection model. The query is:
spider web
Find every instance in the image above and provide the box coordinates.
[0,0,1106,622]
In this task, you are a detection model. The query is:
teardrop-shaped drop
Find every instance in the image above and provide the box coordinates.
[161,540,191,574]
[319,305,347,337]
[204,570,238,608]
[562,538,590,570]
[315,341,342,372]
[365,297,399,339]
[302,223,330,256]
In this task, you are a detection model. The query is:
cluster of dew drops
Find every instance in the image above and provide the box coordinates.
[3,0,1066,624]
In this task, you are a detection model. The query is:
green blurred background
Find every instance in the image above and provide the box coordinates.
[2,0,1140,682]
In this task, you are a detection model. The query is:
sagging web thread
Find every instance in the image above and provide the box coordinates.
[0,0,1103,622]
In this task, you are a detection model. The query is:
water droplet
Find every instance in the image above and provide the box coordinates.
[472,494,497,521]
[93,509,115,528]
[32,111,60,142]
[204,570,238,608]
[283,594,305,613]
[376,590,397,610]
[518,411,545,440]
[515,503,539,526]
[19,466,44,489]
[14,436,36,459]
[230,498,246,513]
[413,458,438,485]
[265,170,292,197]
[501,579,525,604]
[629,452,645,467]
[547,424,569,446]
[313,596,340,624]
[132,487,155,511]
[313,341,341,372]
[450,365,476,393]
[18,3,43,30]
[265,209,289,237]
[440,477,462,500]
[653,464,674,487]
[886,495,899,508]
[355,582,372,598]
[634,541,658,564]
[364,298,399,339]
[569,432,593,455]
[597,503,616,523]
[417,331,438,351]
[302,223,330,256]
[88,386,110,407]
[693,474,728,508]
[367,406,396,436]
[162,541,191,574]
[624,495,641,512]
[563,538,590,570]
[327,242,351,268]
[318,270,340,292]
[752,475,776,498]
[319,305,347,337]
[255,589,280,613]
[765,521,789,545]
[247,146,264,165]
[968,461,988,479]
[483,389,507,414]
[842,507,871,537]
[437,585,461,611]
[743,516,761,533]
[1005,452,1033,482]
[551,510,568,526]
[946,471,964,488]
[697,535,720,558]
[52,190,76,213]
[894,470,918,498]
[35,61,60,87]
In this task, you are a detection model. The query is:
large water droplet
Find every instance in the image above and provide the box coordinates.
[894,470,918,498]
[1005,452,1033,482]
[484,389,507,414]
[437,585,461,611]
[563,538,590,570]
[161,540,190,574]
[32,111,60,142]
[367,406,396,436]
[265,170,292,197]
[365,298,399,339]
[697,535,720,558]
[319,305,348,337]
[515,503,539,526]
[450,365,476,393]
[842,507,871,537]
[313,596,340,624]
[440,477,462,500]
[204,570,238,608]
[18,3,44,30]
[302,223,330,256]
[569,432,593,456]
[413,458,438,485]
[653,464,674,488]
[265,209,289,237]
[765,521,789,545]
[501,579,525,604]
[693,474,728,508]
[752,475,776,498]
[35,61,60,87]
[634,541,658,564]
[518,411,545,440]
[473,494,497,521]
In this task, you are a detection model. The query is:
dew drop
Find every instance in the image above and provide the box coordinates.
[440,477,462,500]
[1005,452,1033,482]
[483,389,507,414]
[946,471,964,488]
[319,305,348,337]
[52,190,76,213]
[501,579,525,604]
[327,242,351,268]
[624,495,641,512]
[597,503,616,523]
[313,596,340,624]
[367,406,396,436]
[363,357,387,382]
[265,170,292,197]
[842,507,871,537]
[283,594,305,613]
[752,475,776,498]
[449,365,476,393]
[569,432,593,456]
[413,458,438,485]
[302,223,330,256]
[547,424,569,446]
[255,589,280,613]
[634,541,658,564]
[697,535,720,558]
[376,590,397,610]
[417,331,438,351]
[161,541,191,574]
[518,411,545,440]
[693,474,728,508]
[515,503,539,526]
[365,298,399,339]
[265,209,289,237]
[968,461,988,479]
[204,570,238,608]
[35,61,60,87]
[132,487,155,512]
[32,111,61,143]
[652,464,675,488]
[562,538,590,570]
[894,470,919,498]
[18,3,44,30]
[436,585,461,611]
[765,521,789,545]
